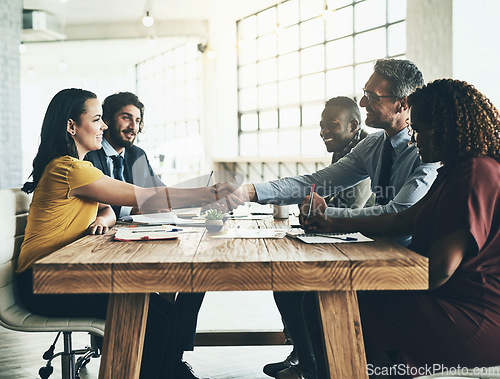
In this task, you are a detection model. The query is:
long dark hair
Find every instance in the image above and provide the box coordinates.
[22,88,97,194]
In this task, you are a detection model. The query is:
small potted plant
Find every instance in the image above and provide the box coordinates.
[204,209,225,232]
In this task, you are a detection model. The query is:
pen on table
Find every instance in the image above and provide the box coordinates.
[128,225,176,230]
[206,170,214,186]
[306,183,316,219]
[131,228,182,233]
[316,234,358,241]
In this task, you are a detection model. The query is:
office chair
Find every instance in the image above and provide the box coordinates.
[0,188,105,379]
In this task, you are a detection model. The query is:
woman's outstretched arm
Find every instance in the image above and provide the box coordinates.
[69,175,245,211]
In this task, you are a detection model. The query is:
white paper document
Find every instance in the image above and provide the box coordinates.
[226,214,272,220]
[114,225,180,241]
[119,212,179,225]
[286,232,373,244]
[119,212,207,226]
[211,228,287,239]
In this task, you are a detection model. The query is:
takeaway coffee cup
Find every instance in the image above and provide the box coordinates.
[273,205,289,219]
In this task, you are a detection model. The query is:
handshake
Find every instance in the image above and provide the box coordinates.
[201,182,257,213]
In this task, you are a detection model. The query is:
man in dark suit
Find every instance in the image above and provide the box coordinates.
[85,92,202,379]
[85,92,164,219]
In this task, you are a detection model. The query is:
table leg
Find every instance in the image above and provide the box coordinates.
[317,290,368,379]
[98,293,150,379]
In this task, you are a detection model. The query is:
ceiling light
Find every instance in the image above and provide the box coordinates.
[18,43,28,54]
[142,11,154,27]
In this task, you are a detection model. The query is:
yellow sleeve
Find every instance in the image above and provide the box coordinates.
[67,159,104,190]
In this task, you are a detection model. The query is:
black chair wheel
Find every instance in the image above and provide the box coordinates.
[39,365,54,379]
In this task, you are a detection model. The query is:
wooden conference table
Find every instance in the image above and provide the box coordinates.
[32,217,428,379]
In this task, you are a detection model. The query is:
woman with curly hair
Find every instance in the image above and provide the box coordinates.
[301,79,500,377]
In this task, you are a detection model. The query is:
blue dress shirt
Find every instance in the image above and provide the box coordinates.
[253,128,439,245]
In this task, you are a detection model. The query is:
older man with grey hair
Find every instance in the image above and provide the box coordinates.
[242,58,439,379]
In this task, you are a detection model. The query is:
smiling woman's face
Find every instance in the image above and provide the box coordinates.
[68,98,108,159]
[409,106,441,163]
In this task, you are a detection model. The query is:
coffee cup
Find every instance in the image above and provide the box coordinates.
[273,205,289,219]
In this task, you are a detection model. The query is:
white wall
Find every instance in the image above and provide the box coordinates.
[407,0,500,106]
[20,0,500,182]
[204,15,239,162]
[452,0,500,106]
[20,37,182,180]
[406,0,453,81]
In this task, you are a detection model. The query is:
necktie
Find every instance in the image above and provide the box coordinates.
[378,138,394,205]
[111,155,125,182]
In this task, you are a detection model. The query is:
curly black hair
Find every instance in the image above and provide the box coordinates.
[408,79,500,165]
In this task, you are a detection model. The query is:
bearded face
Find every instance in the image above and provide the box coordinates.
[104,104,141,150]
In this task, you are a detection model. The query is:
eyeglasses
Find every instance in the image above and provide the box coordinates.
[362,89,397,105]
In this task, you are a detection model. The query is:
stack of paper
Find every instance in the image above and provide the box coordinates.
[114,225,180,241]
[211,228,287,239]
[119,212,179,225]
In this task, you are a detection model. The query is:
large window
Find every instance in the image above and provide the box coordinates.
[136,42,202,183]
[237,0,406,157]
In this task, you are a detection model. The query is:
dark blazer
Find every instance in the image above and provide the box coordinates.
[85,145,165,218]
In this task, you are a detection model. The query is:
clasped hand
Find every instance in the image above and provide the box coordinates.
[207,181,249,212]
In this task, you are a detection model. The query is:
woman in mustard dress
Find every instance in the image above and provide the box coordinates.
[17,88,244,379]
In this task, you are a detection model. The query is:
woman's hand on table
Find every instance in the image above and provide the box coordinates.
[301,213,338,233]
[298,193,348,233]
[87,204,115,235]
[87,218,110,235]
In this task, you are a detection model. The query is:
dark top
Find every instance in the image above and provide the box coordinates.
[358,156,500,372]
[410,156,500,315]
[85,145,165,218]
